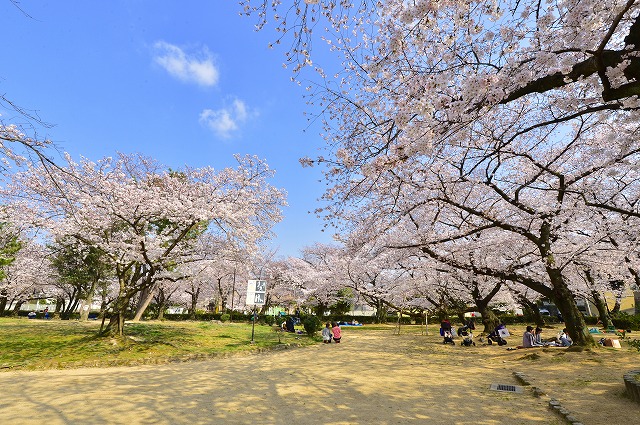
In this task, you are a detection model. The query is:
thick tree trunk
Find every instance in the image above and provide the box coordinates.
[548,271,595,347]
[156,304,166,320]
[188,288,200,320]
[471,280,503,334]
[477,306,500,334]
[78,301,90,321]
[102,296,131,337]
[11,300,24,316]
[0,293,7,314]
[79,280,98,321]
[379,300,388,324]
[635,291,640,315]
[539,226,595,347]
[216,277,229,312]
[155,289,167,320]
[591,290,612,329]
[132,285,155,321]
[54,296,63,314]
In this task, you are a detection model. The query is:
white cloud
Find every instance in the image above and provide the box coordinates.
[153,41,219,87]
[199,99,251,139]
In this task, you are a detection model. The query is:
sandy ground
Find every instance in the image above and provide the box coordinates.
[0,327,638,425]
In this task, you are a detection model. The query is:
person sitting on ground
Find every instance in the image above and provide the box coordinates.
[322,322,333,344]
[285,316,295,333]
[487,323,508,345]
[522,326,543,348]
[533,327,549,346]
[559,328,573,346]
[332,322,342,343]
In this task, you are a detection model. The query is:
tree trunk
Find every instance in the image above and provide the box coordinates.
[0,290,7,314]
[156,304,166,320]
[188,287,200,320]
[102,295,131,336]
[539,226,595,347]
[478,306,500,334]
[132,284,155,321]
[155,288,167,320]
[471,280,503,333]
[54,296,63,314]
[78,300,91,321]
[548,270,595,347]
[11,300,24,316]
[635,291,640,315]
[68,298,80,315]
[517,294,546,328]
[610,299,621,315]
[79,280,98,321]
[374,298,386,324]
[591,290,612,329]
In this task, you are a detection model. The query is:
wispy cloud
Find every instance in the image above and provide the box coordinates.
[153,41,219,87]
[199,99,251,139]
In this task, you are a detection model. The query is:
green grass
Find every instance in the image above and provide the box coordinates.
[0,318,318,370]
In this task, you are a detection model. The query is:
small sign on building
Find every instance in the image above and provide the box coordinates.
[246,280,267,306]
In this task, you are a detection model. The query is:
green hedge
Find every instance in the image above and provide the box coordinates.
[584,316,600,325]
[612,314,640,331]
[162,312,273,323]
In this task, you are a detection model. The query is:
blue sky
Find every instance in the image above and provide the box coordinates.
[1,1,336,257]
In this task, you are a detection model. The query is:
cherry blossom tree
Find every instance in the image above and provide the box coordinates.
[244,0,640,346]
[268,257,311,313]
[5,153,286,336]
[0,238,52,315]
[151,278,184,320]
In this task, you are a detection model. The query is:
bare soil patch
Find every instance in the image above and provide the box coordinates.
[0,325,637,424]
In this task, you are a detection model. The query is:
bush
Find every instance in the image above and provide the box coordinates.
[220,313,230,322]
[584,316,600,325]
[264,315,275,326]
[498,315,529,325]
[612,314,640,331]
[302,316,322,336]
[385,316,412,324]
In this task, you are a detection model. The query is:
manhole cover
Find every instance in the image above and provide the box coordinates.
[490,383,524,393]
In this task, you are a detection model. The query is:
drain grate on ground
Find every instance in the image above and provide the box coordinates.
[489,383,524,393]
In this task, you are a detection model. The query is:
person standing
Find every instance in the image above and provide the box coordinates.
[332,322,342,343]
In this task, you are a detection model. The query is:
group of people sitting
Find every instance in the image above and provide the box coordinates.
[521,325,572,348]
[322,322,342,344]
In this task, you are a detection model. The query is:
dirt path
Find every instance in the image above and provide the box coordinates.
[1,328,637,424]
